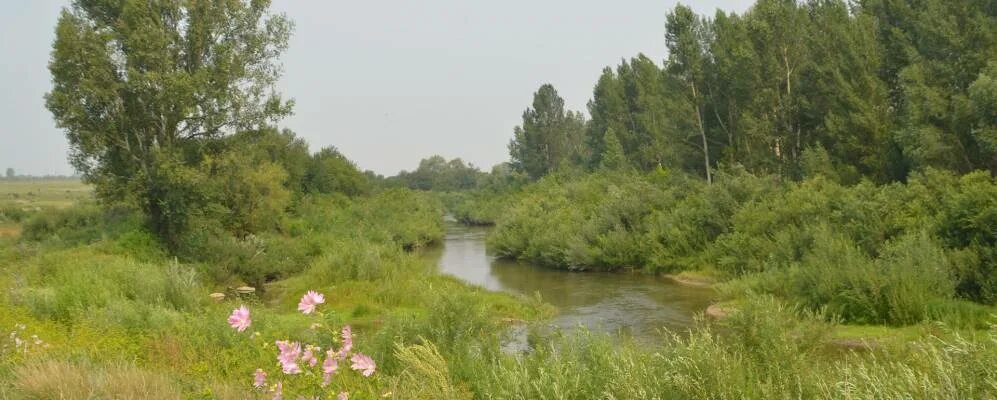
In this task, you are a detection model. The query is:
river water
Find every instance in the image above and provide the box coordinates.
[423,223,716,341]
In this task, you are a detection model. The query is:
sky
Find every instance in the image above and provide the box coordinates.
[0,0,754,177]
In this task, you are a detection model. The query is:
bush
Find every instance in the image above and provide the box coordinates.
[21,203,144,246]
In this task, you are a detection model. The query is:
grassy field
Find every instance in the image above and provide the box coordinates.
[0,179,91,237]
[0,179,91,209]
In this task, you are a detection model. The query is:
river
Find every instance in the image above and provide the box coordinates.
[423,222,716,341]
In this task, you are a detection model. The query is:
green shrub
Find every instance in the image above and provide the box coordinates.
[21,203,143,246]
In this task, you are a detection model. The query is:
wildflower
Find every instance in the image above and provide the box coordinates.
[276,340,302,374]
[337,325,353,359]
[302,345,319,367]
[297,291,325,314]
[323,351,339,375]
[350,353,376,377]
[227,306,251,332]
[338,392,349,400]
[253,369,267,388]
[281,362,301,375]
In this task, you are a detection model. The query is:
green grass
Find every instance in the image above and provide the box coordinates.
[0,179,91,210]
[1,180,995,398]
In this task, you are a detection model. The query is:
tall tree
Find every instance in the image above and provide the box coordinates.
[4,168,13,179]
[599,128,628,171]
[666,4,715,183]
[45,0,293,240]
[865,0,997,173]
[509,84,586,179]
[587,67,631,168]
[799,0,896,182]
[742,0,810,174]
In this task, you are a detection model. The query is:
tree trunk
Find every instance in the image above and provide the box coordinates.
[692,82,712,184]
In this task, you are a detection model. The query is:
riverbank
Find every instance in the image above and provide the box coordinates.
[463,169,995,330]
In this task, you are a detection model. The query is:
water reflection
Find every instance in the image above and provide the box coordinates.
[425,223,716,340]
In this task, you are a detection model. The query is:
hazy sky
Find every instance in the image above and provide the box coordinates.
[1,1,753,176]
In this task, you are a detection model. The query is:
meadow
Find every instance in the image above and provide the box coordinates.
[0,179,91,237]
[1,179,994,399]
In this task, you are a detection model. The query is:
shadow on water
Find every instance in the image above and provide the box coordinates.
[422,222,717,343]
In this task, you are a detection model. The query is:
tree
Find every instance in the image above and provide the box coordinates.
[45,0,293,241]
[304,147,370,197]
[509,84,586,179]
[228,128,312,193]
[586,67,630,168]
[4,168,13,179]
[871,0,997,174]
[209,152,291,235]
[599,128,628,171]
[799,1,895,182]
[666,4,714,183]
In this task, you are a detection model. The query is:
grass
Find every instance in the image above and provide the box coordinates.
[0,179,91,210]
[0,180,994,398]
[0,179,92,239]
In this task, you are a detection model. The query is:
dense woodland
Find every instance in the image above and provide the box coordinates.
[496,1,997,183]
[0,0,994,398]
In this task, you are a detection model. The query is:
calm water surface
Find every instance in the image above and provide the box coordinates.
[424,223,716,341]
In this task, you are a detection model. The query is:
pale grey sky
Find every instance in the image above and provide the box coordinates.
[1,1,753,176]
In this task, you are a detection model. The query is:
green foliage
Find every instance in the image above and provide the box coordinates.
[489,168,996,325]
[21,203,144,246]
[509,84,587,179]
[390,156,486,191]
[597,128,628,171]
[46,0,294,241]
[304,147,371,197]
[227,128,312,194]
[207,152,291,235]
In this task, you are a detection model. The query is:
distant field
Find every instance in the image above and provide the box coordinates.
[0,178,92,209]
[0,179,91,237]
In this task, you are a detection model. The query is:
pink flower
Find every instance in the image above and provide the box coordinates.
[323,351,339,375]
[337,325,353,359]
[275,340,302,374]
[321,349,339,387]
[253,368,267,388]
[302,345,319,368]
[350,353,376,377]
[227,306,251,332]
[281,362,301,375]
[297,291,325,314]
[338,392,349,400]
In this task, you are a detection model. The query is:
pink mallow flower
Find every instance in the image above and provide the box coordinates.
[350,353,376,377]
[321,350,339,387]
[323,350,339,375]
[227,306,251,332]
[336,325,353,359]
[297,291,325,314]
[253,368,267,388]
[302,345,319,368]
[275,340,302,374]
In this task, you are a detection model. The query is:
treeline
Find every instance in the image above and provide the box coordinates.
[507,0,996,183]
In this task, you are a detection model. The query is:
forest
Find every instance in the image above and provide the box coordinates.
[1,0,994,399]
